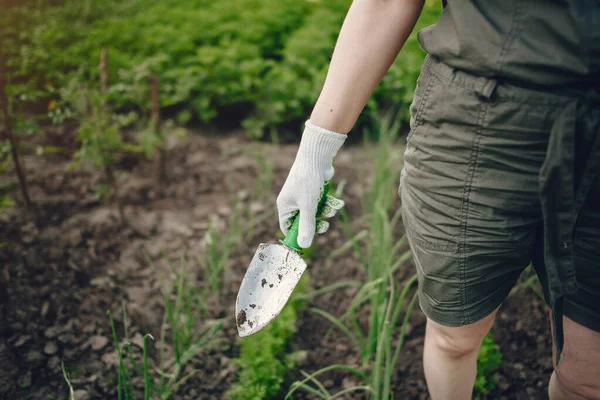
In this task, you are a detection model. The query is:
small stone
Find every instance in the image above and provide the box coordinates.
[101,350,120,367]
[44,341,58,355]
[27,350,44,366]
[217,206,232,217]
[11,322,24,331]
[58,333,74,344]
[513,362,525,370]
[131,332,146,349]
[22,234,35,245]
[66,229,83,247]
[47,356,61,371]
[90,336,108,351]
[73,389,91,400]
[44,326,61,339]
[40,301,50,317]
[498,379,510,391]
[249,202,265,214]
[14,335,31,347]
[342,377,357,390]
[161,214,193,237]
[90,276,114,288]
[191,222,209,230]
[17,371,32,389]
[237,190,250,201]
[47,247,63,261]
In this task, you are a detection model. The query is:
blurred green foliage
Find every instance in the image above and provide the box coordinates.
[1,0,440,138]
[474,332,504,397]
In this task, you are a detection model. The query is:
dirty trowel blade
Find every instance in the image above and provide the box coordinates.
[236,243,306,337]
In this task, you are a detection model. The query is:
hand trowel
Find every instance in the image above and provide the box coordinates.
[236,182,333,337]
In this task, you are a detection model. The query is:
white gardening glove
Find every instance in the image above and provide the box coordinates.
[277,120,347,248]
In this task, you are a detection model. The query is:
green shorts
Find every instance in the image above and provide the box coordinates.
[399,56,600,332]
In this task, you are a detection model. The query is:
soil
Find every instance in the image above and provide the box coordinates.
[0,128,554,399]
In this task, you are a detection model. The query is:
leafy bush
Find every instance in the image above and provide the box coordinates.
[474,332,504,397]
[2,0,440,137]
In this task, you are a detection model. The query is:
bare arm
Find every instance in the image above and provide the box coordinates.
[310,0,425,134]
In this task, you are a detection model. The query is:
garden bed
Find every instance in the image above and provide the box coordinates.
[0,129,553,399]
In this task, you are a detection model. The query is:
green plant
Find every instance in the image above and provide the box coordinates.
[200,201,245,301]
[0,194,15,215]
[61,363,75,400]
[227,275,309,400]
[474,332,504,397]
[0,45,33,209]
[111,62,182,183]
[287,109,418,399]
[57,55,144,233]
[100,255,222,400]
[108,309,140,399]
[157,256,223,399]
[2,0,440,139]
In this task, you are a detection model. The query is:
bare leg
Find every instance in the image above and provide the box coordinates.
[424,308,499,400]
[548,314,600,400]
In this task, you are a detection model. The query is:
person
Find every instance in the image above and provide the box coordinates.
[275,0,600,398]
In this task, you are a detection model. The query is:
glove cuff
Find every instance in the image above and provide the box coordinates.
[299,120,347,163]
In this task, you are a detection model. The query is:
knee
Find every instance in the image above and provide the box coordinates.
[554,367,600,400]
[426,318,491,359]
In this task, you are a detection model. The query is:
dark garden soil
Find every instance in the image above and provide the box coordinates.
[1,128,553,400]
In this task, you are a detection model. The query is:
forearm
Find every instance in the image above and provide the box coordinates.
[310,0,424,134]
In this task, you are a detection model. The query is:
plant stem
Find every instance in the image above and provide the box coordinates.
[0,46,31,209]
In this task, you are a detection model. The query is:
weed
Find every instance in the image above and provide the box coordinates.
[61,363,75,400]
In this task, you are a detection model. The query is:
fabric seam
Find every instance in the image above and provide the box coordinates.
[406,68,436,143]
[428,66,493,99]
[495,0,525,74]
[458,100,490,325]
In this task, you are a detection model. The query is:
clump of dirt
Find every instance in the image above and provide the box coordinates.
[236,310,247,328]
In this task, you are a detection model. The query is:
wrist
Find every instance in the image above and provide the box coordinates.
[298,120,346,168]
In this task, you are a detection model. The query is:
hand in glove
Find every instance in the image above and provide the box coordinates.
[277,120,347,248]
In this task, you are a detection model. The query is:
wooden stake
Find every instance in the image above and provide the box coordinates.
[100,47,108,93]
[0,45,31,208]
[150,75,167,183]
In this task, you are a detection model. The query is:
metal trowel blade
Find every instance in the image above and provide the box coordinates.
[235,243,306,337]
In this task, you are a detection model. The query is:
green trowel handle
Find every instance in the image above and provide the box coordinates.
[281,181,331,253]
